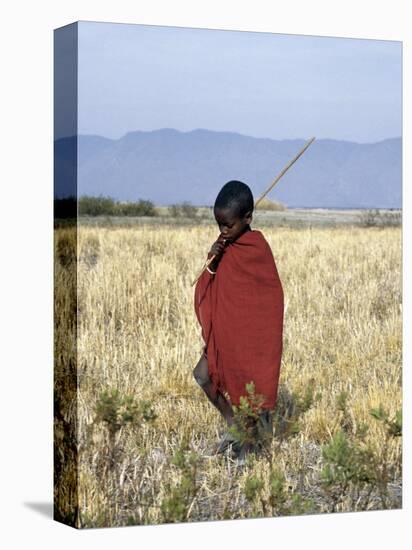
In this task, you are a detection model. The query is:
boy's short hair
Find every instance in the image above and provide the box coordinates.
[214,180,254,218]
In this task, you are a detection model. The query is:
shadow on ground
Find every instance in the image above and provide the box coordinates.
[23,502,53,519]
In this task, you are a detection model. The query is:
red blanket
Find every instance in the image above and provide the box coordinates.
[194,229,284,410]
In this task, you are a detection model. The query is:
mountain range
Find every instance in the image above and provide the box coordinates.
[54,129,402,208]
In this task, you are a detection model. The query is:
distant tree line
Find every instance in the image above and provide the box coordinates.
[55,195,205,219]
[78,195,157,216]
[54,195,158,217]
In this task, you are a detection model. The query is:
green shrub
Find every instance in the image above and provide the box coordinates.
[228,382,269,449]
[273,380,320,439]
[93,388,157,471]
[168,201,198,218]
[114,199,156,216]
[243,467,316,517]
[95,389,156,435]
[320,406,402,511]
[168,204,181,217]
[160,442,200,523]
[91,389,157,480]
[256,197,286,211]
[79,195,116,216]
[360,209,401,228]
[180,201,198,218]
[370,405,402,437]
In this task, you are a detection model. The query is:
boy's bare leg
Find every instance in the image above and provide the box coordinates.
[193,353,234,426]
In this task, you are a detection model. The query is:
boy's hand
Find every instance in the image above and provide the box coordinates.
[207,237,227,269]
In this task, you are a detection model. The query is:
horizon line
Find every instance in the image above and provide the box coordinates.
[56,127,402,146]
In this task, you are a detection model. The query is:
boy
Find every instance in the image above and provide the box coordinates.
[193,180,284,463]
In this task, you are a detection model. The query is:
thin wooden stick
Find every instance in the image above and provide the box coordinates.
[191,136,316,286]
[254,136,316,207]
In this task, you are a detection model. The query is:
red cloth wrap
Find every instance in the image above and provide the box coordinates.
[194,229,284,410]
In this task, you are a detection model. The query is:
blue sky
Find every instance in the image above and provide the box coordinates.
[77,21,401,143]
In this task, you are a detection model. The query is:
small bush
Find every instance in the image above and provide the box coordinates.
[93,388,157,469]
[114,200,156,217]
[256,197,286,211]
[360,209,401,228]
[160,442,200,523]
[95,389,156,435]
[370,406,402,437]
[168,201,198,218]
[273,380,320,439]
[243,467,316,517]
[380,210,402,227]
[79,195,116,216]
[181,201,198,218]
[228,382,269,449]
[320,406,402,511]
[168,204,181,217]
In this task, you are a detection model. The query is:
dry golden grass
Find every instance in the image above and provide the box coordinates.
[55,222,402,527]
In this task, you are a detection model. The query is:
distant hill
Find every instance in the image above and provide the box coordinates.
[54,129,402,208]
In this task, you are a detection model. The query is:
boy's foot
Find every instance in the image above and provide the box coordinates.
[233,441,255,467]
[208,431,240,455]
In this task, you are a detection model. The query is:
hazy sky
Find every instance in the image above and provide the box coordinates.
[77,21,402,143]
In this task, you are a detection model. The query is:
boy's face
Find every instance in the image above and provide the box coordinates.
[214,206,252,243]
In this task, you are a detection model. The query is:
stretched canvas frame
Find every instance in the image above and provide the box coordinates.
[54,21,402,528]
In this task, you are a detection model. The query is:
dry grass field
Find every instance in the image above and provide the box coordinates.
[54,221,402,527]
